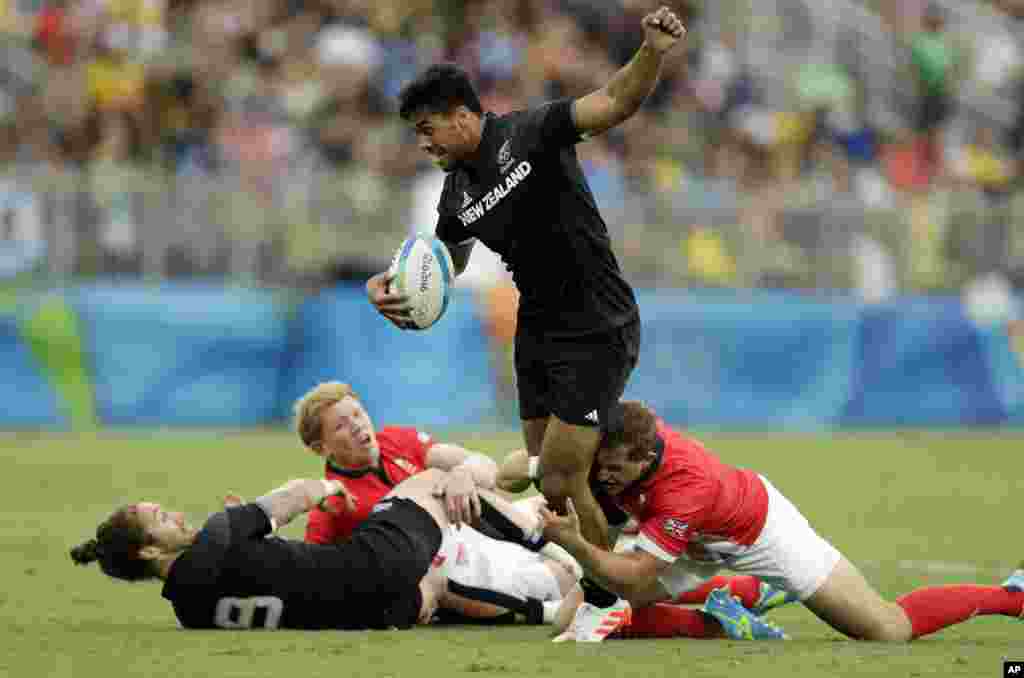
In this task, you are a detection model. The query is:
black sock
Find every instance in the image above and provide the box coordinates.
[477,496,547,552]
[581,576,618,608]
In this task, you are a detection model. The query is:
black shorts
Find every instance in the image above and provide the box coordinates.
[344,498,442,628]
[515,320,640,427]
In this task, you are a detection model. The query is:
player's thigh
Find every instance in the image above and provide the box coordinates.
[521,417,549,458]
[803,557,912,641]
[539,321,640,476]
[726,476,842,601]
[514,327,550,424]
[543,320,640,431]
[538,416,601,478]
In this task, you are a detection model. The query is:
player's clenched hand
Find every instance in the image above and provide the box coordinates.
[641,6,686,54]
[317,479,357,515]
[538,497,583,546]
[433,469,480,529]
[366,271,415,329]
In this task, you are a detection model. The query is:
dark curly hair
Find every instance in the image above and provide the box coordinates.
[398,63,483,121]
[69,505,157,582]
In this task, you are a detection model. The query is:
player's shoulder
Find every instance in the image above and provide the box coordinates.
[377,425,432,450]
[658,420,705,456]
[652,423,715,487]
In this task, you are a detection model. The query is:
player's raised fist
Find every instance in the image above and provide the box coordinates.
[642,6,686,54]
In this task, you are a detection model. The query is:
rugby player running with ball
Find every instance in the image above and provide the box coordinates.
[367,6,686,641]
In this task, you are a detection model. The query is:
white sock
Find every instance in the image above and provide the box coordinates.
[542,600,562,624]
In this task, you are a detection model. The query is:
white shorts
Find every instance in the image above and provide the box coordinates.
[437,525,563,603]
[654,476,842,601]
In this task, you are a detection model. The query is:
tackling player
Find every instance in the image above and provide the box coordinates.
[367,5,687,633]
[68,469,548,630]
[498,447,798,639]
[294,380,579,624]
[538,400,1024,642]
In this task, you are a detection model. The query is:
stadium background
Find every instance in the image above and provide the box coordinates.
[3,0,1024,430]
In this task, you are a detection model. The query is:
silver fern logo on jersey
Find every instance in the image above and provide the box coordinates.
[497,139,515,173]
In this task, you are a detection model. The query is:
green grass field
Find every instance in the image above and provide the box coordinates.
[2,429,1022,678]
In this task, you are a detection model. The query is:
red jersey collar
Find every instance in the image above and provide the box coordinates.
[325,459,393,486]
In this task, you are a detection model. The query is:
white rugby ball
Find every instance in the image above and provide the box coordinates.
[388,235,455,330]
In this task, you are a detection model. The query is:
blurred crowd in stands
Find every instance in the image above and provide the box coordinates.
[2,0,1024,305]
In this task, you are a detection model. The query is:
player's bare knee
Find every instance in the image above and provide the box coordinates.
[868,607,914,642]
[857,623,911,642]
[849,606,913,642]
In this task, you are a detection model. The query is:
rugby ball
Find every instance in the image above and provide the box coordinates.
[388,235,455,330]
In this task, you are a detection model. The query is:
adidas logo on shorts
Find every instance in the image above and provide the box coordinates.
[585,410,599,424]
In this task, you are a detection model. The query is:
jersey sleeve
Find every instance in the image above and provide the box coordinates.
[517,99,583,151]
[377,425,433,470]
[169,510,235,586]
[436,212,474,247]
[633,478,716,563]
[228,503,274,540]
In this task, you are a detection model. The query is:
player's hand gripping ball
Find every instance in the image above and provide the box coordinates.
[387,235,455,330]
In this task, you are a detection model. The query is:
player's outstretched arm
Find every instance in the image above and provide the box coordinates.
[427,443,499,489]
[571,6,685,138]
[428,443,501,527]
[540,498,667,602]
[255,478,355,530]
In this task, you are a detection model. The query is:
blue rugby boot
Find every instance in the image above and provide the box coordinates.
[703,587,789,640]
[750,581,800,616]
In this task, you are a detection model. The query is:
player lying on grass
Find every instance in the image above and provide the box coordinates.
[69,468,555,630]
[531,400,1024,642]
[294,380,579,625]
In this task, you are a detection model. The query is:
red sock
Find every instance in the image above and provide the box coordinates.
[674,575,762,609]
[621,603,722,639]
[896,586,1024,639]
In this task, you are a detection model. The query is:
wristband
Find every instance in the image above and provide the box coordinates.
[527,456,540,480]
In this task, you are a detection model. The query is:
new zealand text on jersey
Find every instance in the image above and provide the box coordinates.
[457,161,532,227]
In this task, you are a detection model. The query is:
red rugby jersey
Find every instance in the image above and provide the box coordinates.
[304,426,434,544]
[606,421,769,563]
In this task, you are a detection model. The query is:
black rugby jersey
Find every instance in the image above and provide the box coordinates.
[161,504,423,630]
[435,99,638,336]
